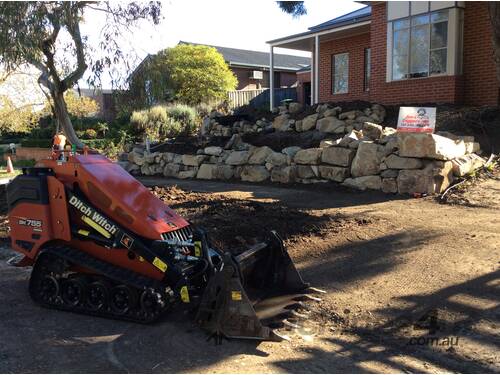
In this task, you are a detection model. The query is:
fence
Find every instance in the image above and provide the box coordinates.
[227,88,297,109]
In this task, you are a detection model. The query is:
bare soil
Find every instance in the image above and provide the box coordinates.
[0,176,498,373]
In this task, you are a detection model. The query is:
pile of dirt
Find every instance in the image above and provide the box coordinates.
[242,131,323,151]
[151,186,372,253]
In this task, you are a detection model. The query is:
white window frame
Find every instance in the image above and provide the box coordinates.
[332,53,349,94]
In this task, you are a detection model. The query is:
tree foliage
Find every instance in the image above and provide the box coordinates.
[277,1,307,17]
[131,44,237,106]
[0,2,161,147]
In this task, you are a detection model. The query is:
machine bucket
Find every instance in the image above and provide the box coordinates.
[196,231,321,342]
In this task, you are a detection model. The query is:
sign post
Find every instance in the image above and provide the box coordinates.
[397,107,436,133]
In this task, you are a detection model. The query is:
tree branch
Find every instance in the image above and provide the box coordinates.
[61,12,87,91]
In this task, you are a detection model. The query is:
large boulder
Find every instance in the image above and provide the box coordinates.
[351,142,382,177]
[294,148,322,165]
[225,150,250,165]
[321,147,356,167]
[273,114,291,131]
[398,133,467,160]
[301,114,319,132]
[215,165,234,180]
[282,146,302,159]
[397,161,454,194]
[182,154,206,167]
[248,146,273,165]
[178,169,198,179]
[384,154,423,169]
[297,165,317,179]
[362,122,384,141]
[343,176,382,191]
[163,163,181,177]
[240,166,270,182]
[128,151,145,166]
[319,166,350,182]
[204,146,223,156]
[381,178,398,193]
[196,164,218,179]
[288,102,303,114]
[451,154,486,177]
[316,117,345,133]
[271,166,296,183]
[339,110,358,120]
[266,151,288,167]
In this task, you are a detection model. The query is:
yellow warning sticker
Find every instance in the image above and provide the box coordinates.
[82,215,111,239]
[194,241,202,257]
[231,291,242,301]
[77,229,90,236]
[153,257,168,272]
[180,286,190,303]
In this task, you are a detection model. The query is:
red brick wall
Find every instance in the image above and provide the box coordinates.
[231,67,298,90]
[4,147,51,162]
[315,2,497,106]
[463,2,498,106]
[318,33,371,103]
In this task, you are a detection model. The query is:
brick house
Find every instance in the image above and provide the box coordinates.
[179,42,310,90]
[268,2,498,108]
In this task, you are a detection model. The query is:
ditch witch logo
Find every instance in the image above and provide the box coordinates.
[407,309,459,347]
[69,196,118,236]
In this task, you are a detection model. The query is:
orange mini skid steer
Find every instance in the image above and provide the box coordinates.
[7,151,322,341]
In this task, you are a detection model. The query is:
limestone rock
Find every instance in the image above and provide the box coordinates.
[297,165,316,179]
[337,130,361,147]
[323,107,340,117]
[351,142,382,177]
[215,165,234,180]
[226,151,250,165]
[321,147,356,167]
[204,146,223,156]
[316,117,345,133]
[319,166,350,182]
[178,169,197,179]
[294,148,322,165]
[384,154,423,169]
[382,178,398,193]
[163,163,180,177]
[380,169,399,178]
[362,122,383,141]
[398,133,467,160]
[320,138,341,148]
[182,154,206,167]
[240,166,270,182]
[397,161,454,194]
[282,146,302,159]
[451,154,486,177]
[301,114,318,132]
[288,102,303,114]
[339,110,358,120]
[343,176,382,191]
[266,152,288,167]
[128,151,144,166]
[196,164,218,179]
[271,166,296,183]
[273,114,291,131]
[248,146,273,165]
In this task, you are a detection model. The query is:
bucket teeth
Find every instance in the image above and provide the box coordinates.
[271,330,291,341]
[306,286,327,294]
[294,294,322,302]
[285,301,311,311]
[290,310,309,319]
[282,319,301,329]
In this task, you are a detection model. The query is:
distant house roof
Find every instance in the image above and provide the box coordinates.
[297,65,311,73]
[308,6,371,32]
[178,41,310,71]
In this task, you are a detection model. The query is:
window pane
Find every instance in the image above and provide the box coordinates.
[430,49,447,74]
[333,53,349,93]
[410,24,429,75]
[394,19,410,30]
[431,21,448,49]
[431,10,448,23]
[392,54,408,80]
[393,29,410,55]
[411,14,429,26]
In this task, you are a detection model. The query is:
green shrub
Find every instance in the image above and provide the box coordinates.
[130,103,199,141]
[83,128,97,139]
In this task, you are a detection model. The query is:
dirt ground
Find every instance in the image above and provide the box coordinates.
[0,174,498,373]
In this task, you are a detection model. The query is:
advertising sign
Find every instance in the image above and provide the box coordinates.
[397,107,436,133]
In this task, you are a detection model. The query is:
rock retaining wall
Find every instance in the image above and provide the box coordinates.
[121,124,486,195]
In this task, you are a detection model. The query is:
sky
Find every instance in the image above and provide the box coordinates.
[79,0,365,89]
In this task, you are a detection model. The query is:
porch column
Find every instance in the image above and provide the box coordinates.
[310,42,314,105]
[269,45,274,110]
[314,34,319,104]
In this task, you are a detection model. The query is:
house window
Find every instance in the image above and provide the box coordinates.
[332,53,349,94]
[364,48,371,91]
[392,10,448,80]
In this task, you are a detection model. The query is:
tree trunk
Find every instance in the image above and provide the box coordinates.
[489,3,500,98]
[52,90,84,148]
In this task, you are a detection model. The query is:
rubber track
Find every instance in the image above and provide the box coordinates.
[29,245,170,323]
